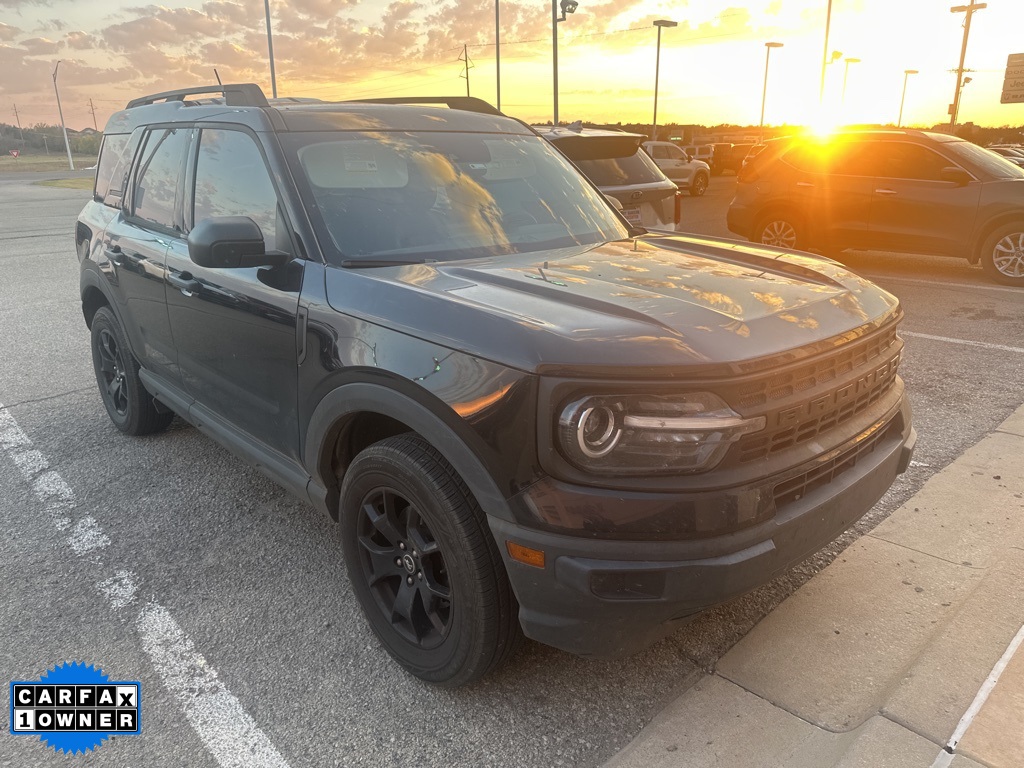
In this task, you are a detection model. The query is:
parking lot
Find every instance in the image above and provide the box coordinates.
[1,171,1022,767]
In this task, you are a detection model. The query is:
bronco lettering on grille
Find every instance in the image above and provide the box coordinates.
[775,353,900,427]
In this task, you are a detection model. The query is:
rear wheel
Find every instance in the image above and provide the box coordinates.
[980,223,1024,286]
[339,434,521,686]
[690,172,709,197]
[753,212,804,250]
[90,307,173,435]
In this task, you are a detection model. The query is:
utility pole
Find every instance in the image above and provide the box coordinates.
[263,0,278,98]
[52,60,75,171]
[495,1,501,110]
[819,0,834,102]
[949,1,986,130]
[12,104,24,145]
[88,98,98,131]
[459,44,474,97]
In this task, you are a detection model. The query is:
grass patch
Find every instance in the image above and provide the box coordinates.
[0,155,97,173]
[35,177,95,190]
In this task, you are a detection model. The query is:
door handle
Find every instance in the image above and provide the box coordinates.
[168,272,200,296]
[104,244,123,265]
[875,189,897,195]
[795,182,814,188]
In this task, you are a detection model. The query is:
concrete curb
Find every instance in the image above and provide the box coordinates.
[603,405,1024,768]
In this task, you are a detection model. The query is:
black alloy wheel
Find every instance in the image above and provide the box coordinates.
[90,306,174,435]
[339,434,521,686]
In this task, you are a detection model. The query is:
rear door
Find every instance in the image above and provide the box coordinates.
[102,126,191,383]
[867,141,981,255]
[164,126,303,459]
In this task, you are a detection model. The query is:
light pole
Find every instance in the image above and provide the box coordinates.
[897,69,918,127]
[552,0,578,125]
[759,42,784,143]
[949,1,986,130]
[841,57,860,104]
[819,0,834,102]
[651,19,677,141]
[952,76,973,127]
[264,0,277,98]
[51,61,74,171]
[495,0,501,110]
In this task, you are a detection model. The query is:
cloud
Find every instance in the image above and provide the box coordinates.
[65,30,97,49]
[19,36,62,55]
[0,22,20,40]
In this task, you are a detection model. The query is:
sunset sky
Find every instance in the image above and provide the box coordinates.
[1,0,1022,132]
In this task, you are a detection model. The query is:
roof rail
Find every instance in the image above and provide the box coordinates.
[346,96,503,116]
[126,83,269,110]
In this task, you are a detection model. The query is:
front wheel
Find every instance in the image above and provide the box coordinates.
[339,435,521,687]
[753,212,804,250]
[980,223,1024,286]
[690,173,709,197]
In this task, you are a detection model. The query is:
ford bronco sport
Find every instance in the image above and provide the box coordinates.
[77,84,915,686]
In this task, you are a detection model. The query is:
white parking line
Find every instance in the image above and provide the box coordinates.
[901,331,1024,355]
[863,274,1024,296]
[930,621,1024,767]
[0,402,291,768]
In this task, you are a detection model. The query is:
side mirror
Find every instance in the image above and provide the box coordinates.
[940,166,971,187]
[187,216,289,269]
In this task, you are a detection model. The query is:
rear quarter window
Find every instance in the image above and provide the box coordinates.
[93,134,130,203]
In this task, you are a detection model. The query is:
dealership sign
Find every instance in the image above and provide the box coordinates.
[1001,53,1024,103]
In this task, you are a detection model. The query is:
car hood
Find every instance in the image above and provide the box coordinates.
[324,234,901,376]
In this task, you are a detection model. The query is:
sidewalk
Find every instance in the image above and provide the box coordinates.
[604,405,1024,768]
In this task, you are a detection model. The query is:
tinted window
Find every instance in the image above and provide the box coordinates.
[828,141,881,176]
[874,142,950,181]
[94,134,129,202]
[651,145,670,160]
[944,141,1024,179]
[193,129,279,246]
[132,128,189,229]
[569,149,666,186]
[100,130,143,209]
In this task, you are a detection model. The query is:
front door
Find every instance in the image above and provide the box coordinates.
[164,127,303,460]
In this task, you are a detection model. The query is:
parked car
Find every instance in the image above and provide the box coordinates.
[986,146,1024,168]
[78,84,915,686]
[711,142,734,175]
[682,143,714,168]
[537,124,681,228]
[720,143,754,174]
[728,129,1024,285]
[642,140,711,196]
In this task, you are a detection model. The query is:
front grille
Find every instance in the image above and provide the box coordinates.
[735,327,901,464]
[772,419,897,507]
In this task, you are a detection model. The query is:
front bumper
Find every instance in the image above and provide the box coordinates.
[489,396,915,658]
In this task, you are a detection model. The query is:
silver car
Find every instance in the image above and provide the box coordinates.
[642,141,711,196]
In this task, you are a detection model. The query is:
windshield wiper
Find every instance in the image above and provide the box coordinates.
[340,258,428,268]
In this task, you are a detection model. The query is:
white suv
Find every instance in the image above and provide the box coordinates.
[643,141,711,196]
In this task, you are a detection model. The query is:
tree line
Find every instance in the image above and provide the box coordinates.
[0,122,101,157]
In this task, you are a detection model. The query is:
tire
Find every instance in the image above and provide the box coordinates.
[753,212,804,250]
[980,222,1024,286]
[689,172,709,197]
[339,434,521,687]
[90,307,174,435]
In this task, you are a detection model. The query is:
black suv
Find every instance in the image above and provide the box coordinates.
[727,129,1024,285]
[77,84,915,686]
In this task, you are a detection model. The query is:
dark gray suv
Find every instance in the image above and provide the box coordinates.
[727,129,1024,285]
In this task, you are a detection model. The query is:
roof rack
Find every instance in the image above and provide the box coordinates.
[346,96,503,116]
[126,83,269,110]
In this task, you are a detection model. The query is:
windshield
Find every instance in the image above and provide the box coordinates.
[282,131,629,265]
[555,138,668,187]
[943,140,1024,179]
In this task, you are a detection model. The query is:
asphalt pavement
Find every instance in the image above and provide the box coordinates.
[0,172,1022,767]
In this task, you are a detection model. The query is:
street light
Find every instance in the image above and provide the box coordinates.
[818,0,834,102]
[264,0,277,98]
[952,75,973,126]
[51,60,74,171]
[897,69,918,127]
[552,0,578,125]
[841,57,860,104]
[759,42,784,143]
[651,19,678,141]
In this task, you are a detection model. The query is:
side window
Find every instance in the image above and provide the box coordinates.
[131,128,190,229]
[94,134,129,202]
[651,145,669,160]
[193,129,279,247]
[100,129,143,209]
[827,141,881,177]
[875,143,950,181]
[668,146,686,160]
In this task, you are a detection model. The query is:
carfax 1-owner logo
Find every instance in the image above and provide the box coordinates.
[9,661,142,755]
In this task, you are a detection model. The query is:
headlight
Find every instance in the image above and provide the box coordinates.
[557,393,765,475]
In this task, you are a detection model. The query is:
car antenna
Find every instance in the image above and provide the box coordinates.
[214,69,222,86]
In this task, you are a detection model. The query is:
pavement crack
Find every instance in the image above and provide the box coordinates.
[864,534,988,569]
[6,387,95,409]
